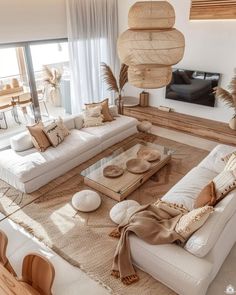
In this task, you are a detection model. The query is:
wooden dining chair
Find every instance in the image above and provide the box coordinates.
[20,253,55,295]
[0,230,17,276]
[16,92,33,116]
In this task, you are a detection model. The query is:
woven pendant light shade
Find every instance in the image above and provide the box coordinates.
[117,1,185,89]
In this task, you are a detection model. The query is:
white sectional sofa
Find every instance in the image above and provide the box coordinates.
[130,144,236,295]
[0,114,138,193]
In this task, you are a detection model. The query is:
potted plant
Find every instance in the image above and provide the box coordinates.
[101,63,128,114]
[43,65,63,107]
[214,74,236,130]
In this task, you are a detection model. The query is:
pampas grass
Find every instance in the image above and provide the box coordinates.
[43,65,63,88]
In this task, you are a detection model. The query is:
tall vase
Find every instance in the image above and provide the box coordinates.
[50,86,62,107]
[115,94,124,115]
[229,116,236,130]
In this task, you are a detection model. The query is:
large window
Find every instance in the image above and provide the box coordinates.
[0,40,71,147]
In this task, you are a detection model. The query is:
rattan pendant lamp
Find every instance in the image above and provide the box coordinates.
[117,1,185,89]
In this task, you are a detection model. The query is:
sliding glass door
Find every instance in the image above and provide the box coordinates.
[0,39,70,147]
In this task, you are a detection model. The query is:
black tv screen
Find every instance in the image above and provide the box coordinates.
[165,69,221,107]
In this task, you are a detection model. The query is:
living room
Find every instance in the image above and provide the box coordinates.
[0,0,236,295]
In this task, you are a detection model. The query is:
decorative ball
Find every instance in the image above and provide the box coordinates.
[137,121,152,133]
[72,190,101,212]
[110,200,140,224]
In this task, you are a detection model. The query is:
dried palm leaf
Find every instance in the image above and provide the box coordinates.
[214,87,235,109]
[119,63,128,92]
[229,76,236,96]
[101,62,119,93]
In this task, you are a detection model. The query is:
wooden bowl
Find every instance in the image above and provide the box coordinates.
[103,165,124,178]
[126,158,151,174]
[137,147,161,162]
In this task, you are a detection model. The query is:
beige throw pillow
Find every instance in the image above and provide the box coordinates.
[224,153,236,171]
[83,106,104,127]
[213,169,236,202]
[43,122,64,147]
[175,206,214,239]
[85,98,114,122]
[27,122,51,152]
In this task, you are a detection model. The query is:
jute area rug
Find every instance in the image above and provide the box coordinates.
[0,133,208,295]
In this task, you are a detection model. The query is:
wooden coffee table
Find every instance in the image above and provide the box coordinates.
[81,140,173,202]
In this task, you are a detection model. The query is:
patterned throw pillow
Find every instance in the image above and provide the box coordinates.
[83,106,104,127]
[56,117,70,137]
[213,169,236,202]
[43,122,64,147]
[175,206,214,239]
[27,122,51,152]
[194,181,217,209]
[222,151,236,164]
[224,153,236,171]
[85,98,114,122]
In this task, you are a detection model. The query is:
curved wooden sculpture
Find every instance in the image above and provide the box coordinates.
[117,1,185,89]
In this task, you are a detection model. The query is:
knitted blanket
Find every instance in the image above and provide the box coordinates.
[110,201,188,285]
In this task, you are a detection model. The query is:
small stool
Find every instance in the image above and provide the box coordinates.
[110,200,140,224]
[72,190,101,212]
[137,121,152,133]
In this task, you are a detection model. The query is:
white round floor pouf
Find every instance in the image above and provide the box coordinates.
[72,190,101,212]
[110,200,140,224]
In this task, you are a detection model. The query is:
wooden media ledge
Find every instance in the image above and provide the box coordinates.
[124,106,236,146]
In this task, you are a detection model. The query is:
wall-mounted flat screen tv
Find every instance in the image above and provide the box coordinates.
[165,69,221,107]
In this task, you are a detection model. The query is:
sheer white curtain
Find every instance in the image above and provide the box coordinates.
[66,0,119,113]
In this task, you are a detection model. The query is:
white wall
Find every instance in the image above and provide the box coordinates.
[118,0,236,123]
[0,0,67,44]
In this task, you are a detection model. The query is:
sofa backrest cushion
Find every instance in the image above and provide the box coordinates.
[10,131,34,152]
[62,116,76,130]
[74,114,84,130]
[185,189,236,257]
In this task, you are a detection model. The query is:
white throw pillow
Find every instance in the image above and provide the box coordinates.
[10,131,33,152]
[74,114,84,130]
[109,105,119,117]
[43,122,64,147]
[185,189,236,257]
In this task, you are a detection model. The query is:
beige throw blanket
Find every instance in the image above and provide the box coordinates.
[110,201,188,285]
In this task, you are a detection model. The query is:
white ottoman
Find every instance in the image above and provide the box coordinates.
[137,121,152,133]
[72,190,101,212]
[110,200,140,224]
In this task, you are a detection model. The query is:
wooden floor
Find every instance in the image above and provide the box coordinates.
[124,106,236,146]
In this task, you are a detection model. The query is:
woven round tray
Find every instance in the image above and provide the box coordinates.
[126,158,151,174]
[103,165,124,178]
[137,147,161,162]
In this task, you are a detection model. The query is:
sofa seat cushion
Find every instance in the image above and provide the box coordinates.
[162,167,217,211]
[185,189,236,257]
[129,234,213,295]
[198,144,236,174]
[81,115,138,141]
[0,130,100,183]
